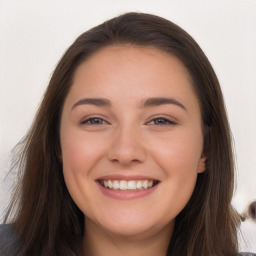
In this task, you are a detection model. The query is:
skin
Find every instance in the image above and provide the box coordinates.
[60,46,206,256]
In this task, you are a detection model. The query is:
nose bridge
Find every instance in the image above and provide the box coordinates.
[107,122,146,164]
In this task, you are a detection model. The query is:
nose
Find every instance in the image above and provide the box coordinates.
[107,126,146,165]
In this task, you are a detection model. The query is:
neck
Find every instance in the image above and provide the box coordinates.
[82,219,174,256]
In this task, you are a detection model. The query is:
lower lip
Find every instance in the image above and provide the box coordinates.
[97,182,159,200]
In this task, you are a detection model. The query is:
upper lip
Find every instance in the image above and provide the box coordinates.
[96,174,160,181]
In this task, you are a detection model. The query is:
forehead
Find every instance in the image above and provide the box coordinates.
[66,45,200,111]
[76,45,191,76]
[72,45,193,91]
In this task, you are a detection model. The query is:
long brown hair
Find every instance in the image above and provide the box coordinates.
[4,12,240,256]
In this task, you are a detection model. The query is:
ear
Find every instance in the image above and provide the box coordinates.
[197,156,207,173]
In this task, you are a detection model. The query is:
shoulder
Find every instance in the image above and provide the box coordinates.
[0,224,17,239]
[0,224,19,256]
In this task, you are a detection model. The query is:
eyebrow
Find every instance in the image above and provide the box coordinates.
[72,98,111,109]
[72,97,186,111]
[142,97,187,111]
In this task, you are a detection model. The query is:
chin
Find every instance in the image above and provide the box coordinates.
[87,208,175,239]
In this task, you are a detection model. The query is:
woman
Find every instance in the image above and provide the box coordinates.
[0,12,255,256]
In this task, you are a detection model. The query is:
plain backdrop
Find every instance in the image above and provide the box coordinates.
[0,0,256,252]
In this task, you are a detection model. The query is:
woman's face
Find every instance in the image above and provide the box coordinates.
[60,46,206,239]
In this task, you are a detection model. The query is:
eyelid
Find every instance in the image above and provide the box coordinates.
[146,116,178,126]
[80,116,110,125]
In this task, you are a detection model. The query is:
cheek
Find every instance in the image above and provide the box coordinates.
[150,130,203,212]
[149,130,203,175]
[61,130,107,172]
[60,131,102,196]
[60,131,107,214]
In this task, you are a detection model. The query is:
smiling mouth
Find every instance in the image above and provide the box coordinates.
[98,180,159,191]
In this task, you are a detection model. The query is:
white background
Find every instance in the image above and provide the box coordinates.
[0,0,256,252]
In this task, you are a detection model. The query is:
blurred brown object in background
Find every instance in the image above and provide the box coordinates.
[241,201,256,222]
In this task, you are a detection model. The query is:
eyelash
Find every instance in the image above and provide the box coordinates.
[80,117,177,126]
[146,117,177,126]
[80,117,108,125]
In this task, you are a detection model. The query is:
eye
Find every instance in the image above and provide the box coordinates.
[147,117,177,126]
[81,117,108,125]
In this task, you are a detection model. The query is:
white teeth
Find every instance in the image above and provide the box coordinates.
[101,179,156,190]
[113,180,120,190]
[127,180,136,190]
[136,180,142,189]
[142,180,148,189]
[120,180,127,190]
[108,180,113,189]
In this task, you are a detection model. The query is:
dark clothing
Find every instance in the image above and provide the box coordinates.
[0,224,19,256]
[0,224,255,256]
